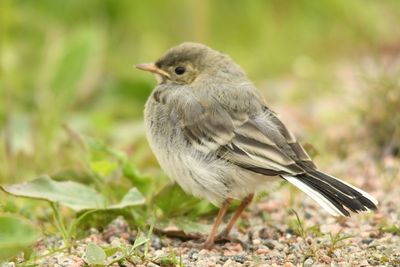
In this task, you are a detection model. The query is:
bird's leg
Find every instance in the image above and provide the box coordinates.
[203,198,232,249]
[218,193,254,238]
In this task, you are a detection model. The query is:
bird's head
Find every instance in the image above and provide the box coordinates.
[136,42,245,85]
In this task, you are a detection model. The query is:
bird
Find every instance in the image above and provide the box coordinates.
[136,42,378,249]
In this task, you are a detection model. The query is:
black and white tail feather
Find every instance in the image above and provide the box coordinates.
[284,170,378,216]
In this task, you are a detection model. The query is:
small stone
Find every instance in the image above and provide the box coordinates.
[283,262,295,267]
[128,234,136,244]
[333,250,342,258]
[252,238,261,245]
[276,255,285,265]
[217,255,229,264]
[258,227,279,240]
[256,248,270,255]
[262,239,275,249]
[223,259,234,267]
[319,254,331,264]
[224,243,243,255]
[286,254,296,262]
[369,231,380,238]
[257,199,283,212]
[89,228,99,234]
[198,249,209,256]
[232,255,246,264]
[361,238,373,245]
[151,236,163,250]
[303,258,314,267]
[289,243,300,252]
[153,250,164,258]
[110,236,122,247]
[187,249,198,260]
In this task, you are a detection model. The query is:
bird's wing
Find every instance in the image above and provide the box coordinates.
[177,94,315,176]
[219,106,316,176]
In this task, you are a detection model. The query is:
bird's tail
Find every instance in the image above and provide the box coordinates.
[283,170,378,216]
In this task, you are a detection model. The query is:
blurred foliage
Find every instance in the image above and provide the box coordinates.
[0,214,40,261]
[1,0,400,262]
[358,60,400,156]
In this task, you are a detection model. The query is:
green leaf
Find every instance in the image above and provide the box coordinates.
[123,163,153,195]
[173,217,210,234]
[108,188,146,209]
[130,233,149,253]
[156,217,210,235]
[0,214,40,261]
[85,243,106,265]
[1,176,106,211]
[1,176,145,212]
[153,183,202,217]
[90,160,118,177]
[103,247,120,257]
[381,224,400,235]
[154,217,210,240]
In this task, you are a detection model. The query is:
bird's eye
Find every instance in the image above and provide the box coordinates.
[174,66,186,75]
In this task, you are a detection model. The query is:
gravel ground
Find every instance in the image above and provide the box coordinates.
[6,155,400,267]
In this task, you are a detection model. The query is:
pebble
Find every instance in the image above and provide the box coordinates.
[198,249,209,256]
[255,248,270,254]
[361,238,373,245]
[262,239,275,249]
[232,255,246,264]
[147,262,160,267]
[283,262,295,267]
[223,259,234,267]
[188,249,199,260]
[153,250,164,258]
[303,258,314,267]
[151,235,163,250]
[319,254,332,264]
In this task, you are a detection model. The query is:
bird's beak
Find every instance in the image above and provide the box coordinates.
[135,63,171,79]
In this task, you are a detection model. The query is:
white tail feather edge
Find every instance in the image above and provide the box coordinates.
[283,175,345,216]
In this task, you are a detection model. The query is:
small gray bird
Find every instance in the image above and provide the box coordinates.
[136,42,378,249]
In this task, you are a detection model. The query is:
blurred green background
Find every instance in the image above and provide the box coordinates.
[1,0,400,185]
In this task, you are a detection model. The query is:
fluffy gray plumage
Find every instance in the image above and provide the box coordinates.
[141,42,378,217]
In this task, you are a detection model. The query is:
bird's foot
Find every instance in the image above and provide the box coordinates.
[215,233,243,246]
[182,231,243,250]
[216,228,229,240]
[203,238,215,250]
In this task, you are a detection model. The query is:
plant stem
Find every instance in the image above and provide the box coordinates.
[50,202,70,246]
